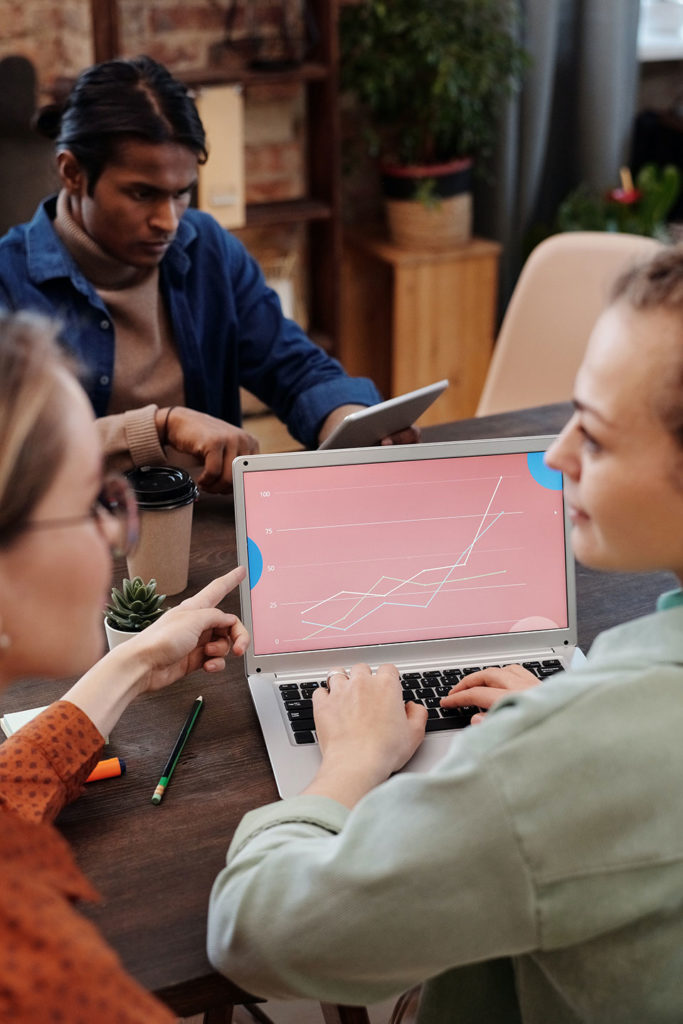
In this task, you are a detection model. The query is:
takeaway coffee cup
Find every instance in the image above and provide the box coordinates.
[125,466,199,596]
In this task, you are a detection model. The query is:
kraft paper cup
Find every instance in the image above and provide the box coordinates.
[125,466,199,596]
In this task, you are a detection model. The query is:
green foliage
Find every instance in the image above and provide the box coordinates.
[414,177,441,209]
[339,0,529,167]
[105,576,167,633]
[556,164,681,240]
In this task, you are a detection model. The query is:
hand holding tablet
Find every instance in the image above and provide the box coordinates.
[318,379,448,450]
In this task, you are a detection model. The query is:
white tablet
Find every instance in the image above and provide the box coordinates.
[318,379,449,450]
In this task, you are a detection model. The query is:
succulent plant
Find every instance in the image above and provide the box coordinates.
[105,576,167,633]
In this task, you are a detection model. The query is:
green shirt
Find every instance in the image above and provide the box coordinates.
[208,602,683,1023]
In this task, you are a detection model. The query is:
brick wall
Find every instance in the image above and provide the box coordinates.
[0,0,93,100]
[0,0,307,89]
[0,1,307,204]
[116,0,308,78]
[117,0,229,71]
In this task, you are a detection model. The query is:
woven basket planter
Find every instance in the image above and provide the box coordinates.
[381,157,473,250]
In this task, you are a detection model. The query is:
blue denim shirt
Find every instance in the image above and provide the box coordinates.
[0,197,381,448]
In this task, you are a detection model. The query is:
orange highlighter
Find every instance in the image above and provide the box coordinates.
[86,757,126,783]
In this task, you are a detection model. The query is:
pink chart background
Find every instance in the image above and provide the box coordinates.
[244,453,568,656]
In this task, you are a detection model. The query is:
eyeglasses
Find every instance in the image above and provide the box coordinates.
[23,474,139,557]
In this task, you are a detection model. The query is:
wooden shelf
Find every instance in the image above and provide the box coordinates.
[341,231,502,423]
[181,62,330,89]
[180,0,342,352]
[245,198,332,227]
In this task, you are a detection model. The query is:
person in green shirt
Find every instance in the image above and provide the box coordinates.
[208,244,683,1023]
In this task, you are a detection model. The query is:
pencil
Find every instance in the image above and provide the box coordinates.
[151,696,204,805]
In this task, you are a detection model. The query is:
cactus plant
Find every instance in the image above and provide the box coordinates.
[105,576,167,633]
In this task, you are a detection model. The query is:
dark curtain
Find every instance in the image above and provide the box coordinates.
[474,0,642,310]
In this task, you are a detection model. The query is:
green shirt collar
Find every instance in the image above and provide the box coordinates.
[656,588,683,611]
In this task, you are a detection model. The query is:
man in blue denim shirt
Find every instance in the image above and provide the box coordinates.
[0,56,388,493]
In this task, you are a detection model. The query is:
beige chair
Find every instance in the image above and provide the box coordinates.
[475,231,664,416]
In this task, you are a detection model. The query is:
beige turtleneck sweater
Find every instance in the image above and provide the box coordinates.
[53,190,186,470]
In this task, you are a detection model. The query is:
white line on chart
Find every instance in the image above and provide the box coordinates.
[301,476,506,639]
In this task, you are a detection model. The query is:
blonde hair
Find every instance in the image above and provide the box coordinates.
[0,312,78,546]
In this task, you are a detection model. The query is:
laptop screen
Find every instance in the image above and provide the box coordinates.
[240,448,568,658]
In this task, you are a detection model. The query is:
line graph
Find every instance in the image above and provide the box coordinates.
[301,567,507,639]
[242,452,568,655]
[301,478,505,638]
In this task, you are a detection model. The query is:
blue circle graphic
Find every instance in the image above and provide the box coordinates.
[527,451,562,490]
[247,537,263,588]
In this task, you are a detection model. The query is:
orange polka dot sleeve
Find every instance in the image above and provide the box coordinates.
[0,700,103,823]
[0,701,177,1022]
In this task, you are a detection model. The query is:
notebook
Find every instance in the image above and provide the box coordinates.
[0,705,110,744]
[0,705,49,737]
[232,435,580,797]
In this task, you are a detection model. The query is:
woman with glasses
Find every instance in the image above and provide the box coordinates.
[0,310,248,1022]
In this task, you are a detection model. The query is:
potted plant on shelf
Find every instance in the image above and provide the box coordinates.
[555,164,681,239]
[104,577,167,650]
[339,0,528,249]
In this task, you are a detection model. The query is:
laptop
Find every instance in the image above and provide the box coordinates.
[232,435,580,797]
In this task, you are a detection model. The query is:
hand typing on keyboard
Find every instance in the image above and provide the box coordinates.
[441,662,556,724]
[303,663,428,807]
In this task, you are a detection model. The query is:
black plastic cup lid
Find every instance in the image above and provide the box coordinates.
[126,466,199,510]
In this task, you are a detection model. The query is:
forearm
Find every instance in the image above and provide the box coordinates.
[233,249,380,446]
[208,764,533,1005]
[208,795,435,1004]
[317,404,365,444]
[61,638,153,739]
[302,751,394,808]
[96,405,166,470]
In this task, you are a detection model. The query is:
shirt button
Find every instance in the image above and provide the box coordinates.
[99,375,110,386]
[100,319,110,330]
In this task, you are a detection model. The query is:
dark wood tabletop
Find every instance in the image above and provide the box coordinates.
[2,403,676,1019]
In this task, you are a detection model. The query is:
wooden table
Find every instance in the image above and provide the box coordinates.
[2,403,676,1021]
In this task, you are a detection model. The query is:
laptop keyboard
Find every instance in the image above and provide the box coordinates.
[278,658,564,745]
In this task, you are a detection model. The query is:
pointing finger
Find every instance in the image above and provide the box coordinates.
[178,567,246,611]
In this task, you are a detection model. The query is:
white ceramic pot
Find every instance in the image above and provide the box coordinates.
[104,618,137,650]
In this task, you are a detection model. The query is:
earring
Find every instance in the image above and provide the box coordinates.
[0,616,11,651]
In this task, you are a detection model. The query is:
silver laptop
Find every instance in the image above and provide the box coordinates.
[232,436,579,797]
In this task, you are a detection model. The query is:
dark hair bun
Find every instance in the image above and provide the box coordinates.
[33,103,63,140]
